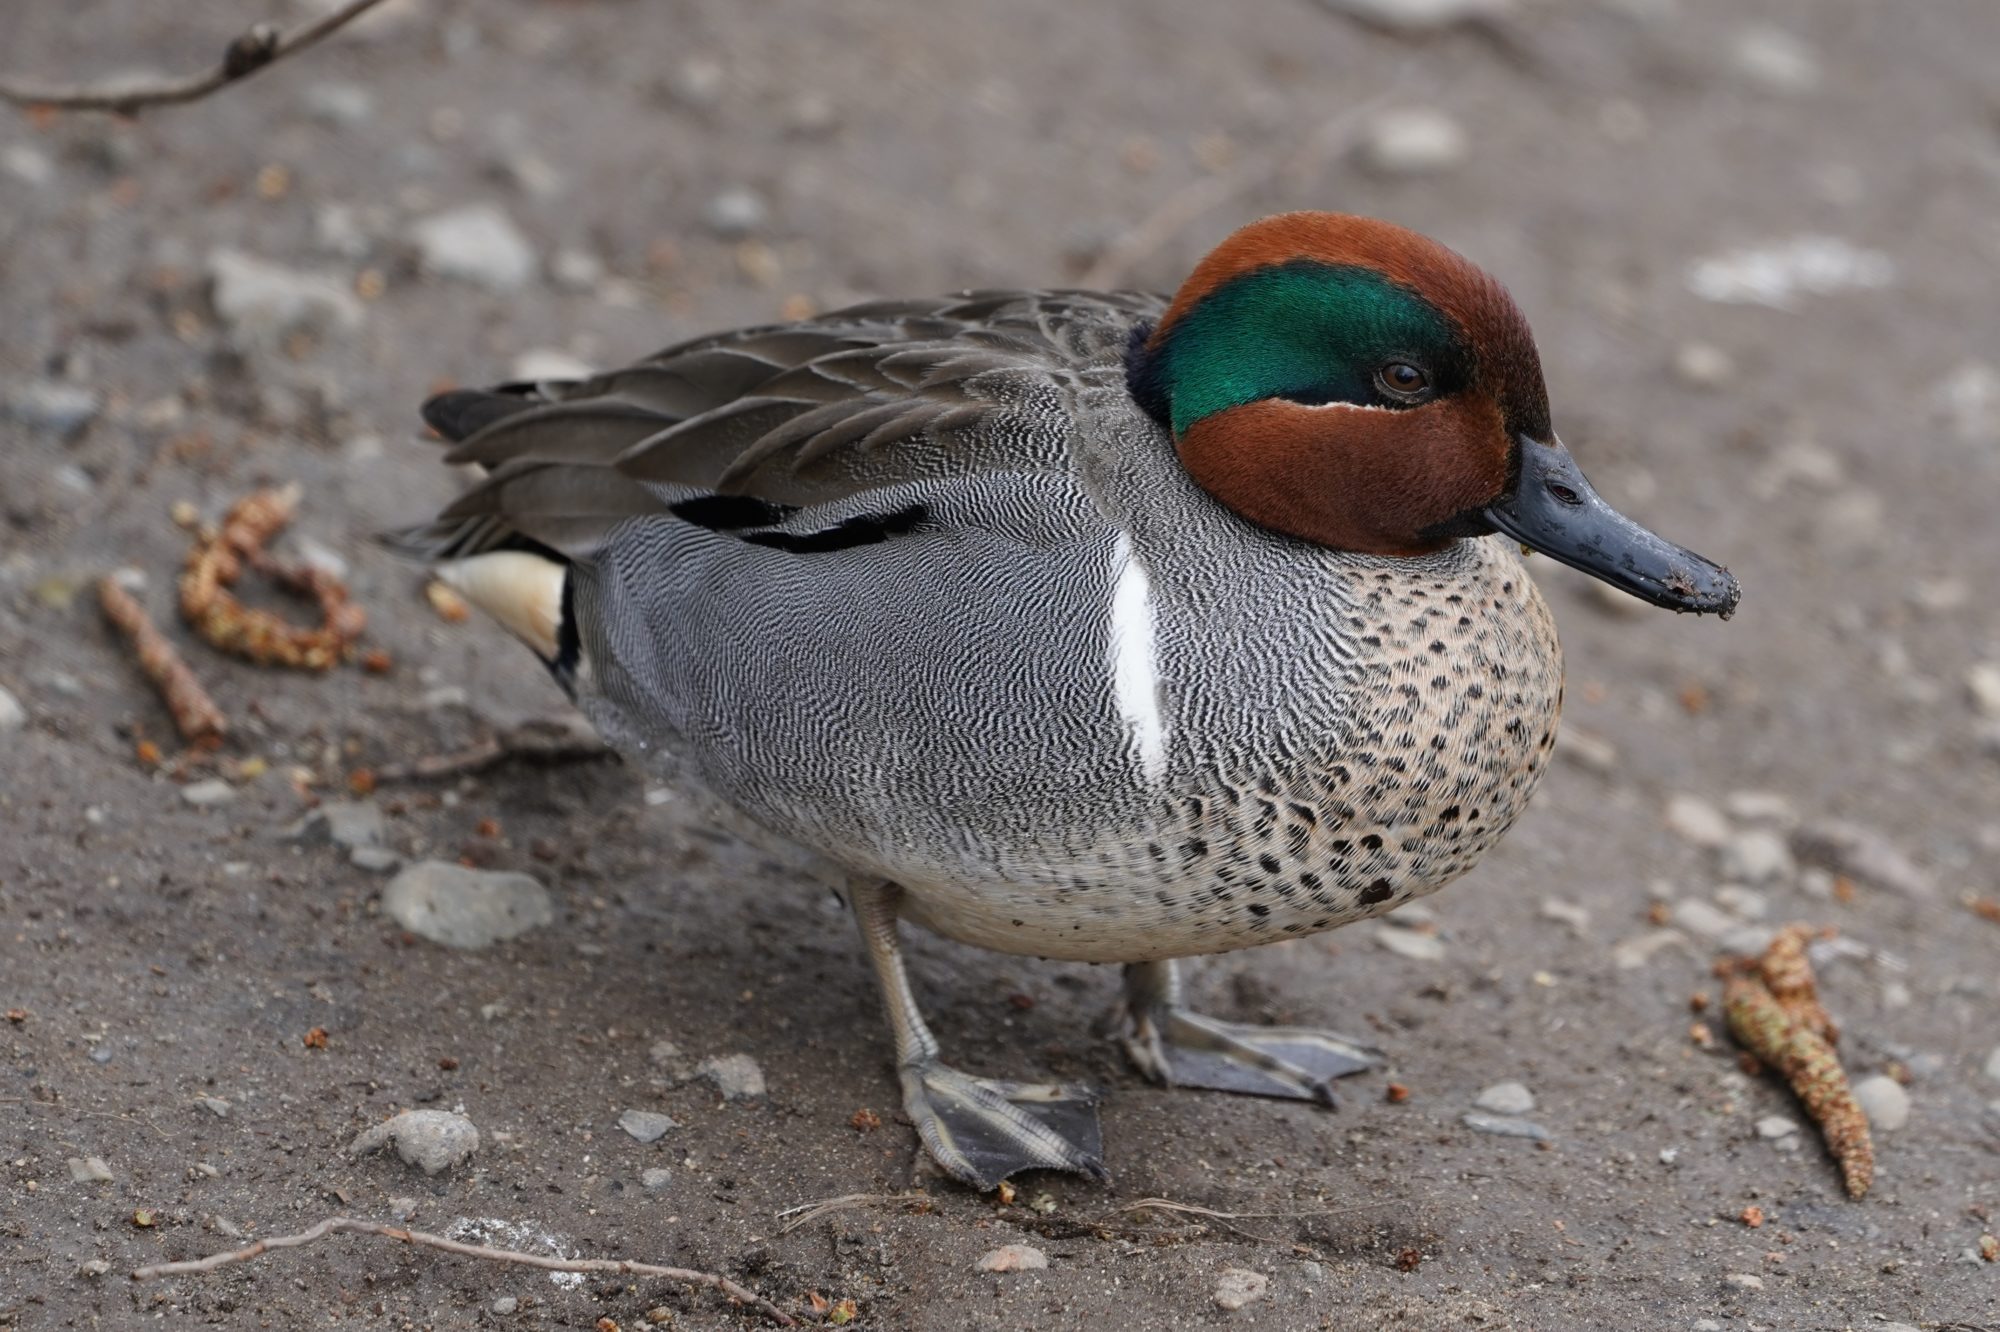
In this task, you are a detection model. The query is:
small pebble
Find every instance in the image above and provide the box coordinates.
[1554,726,1618,775]
[1967,663,2000,720]
[1670,899,1738,942]
[207,248,364,347]
[301,81,376,127]
[77,1258,112,1278]
[0,685,26,733]
[348,1108,480,1176]
[1375,926,1444,961]
[1672,343,1735,388]
[382,861,552,949]
[1725,1271,1765,1290]
[641,1167,672,1192]
[349,845,403,873]
[1712,885,1768,920]
[510,348,594,382]
[1664,794,1731,848]
[704,187,770,237]
[1211,1267,1269,1311]
[1725,791,1796,826]
[1982,1045,2000,1084]
[1462,1112,1551,1141]
[197,1096,231,1118]
[1719,829,1794,884]
[2,142,55,187]
[697,1053,767,1100]
[1611,928,1687,970]
[1791,821,1935,898]
[1754,1115,1799,1140]
[1852,1075,1910,1133]
[550,247,606,290]
[67,1156,114,1184]
[1472,1081,1536,1115]
[975,1244,1049,1273]
[1730,25,1821,94]
[1693,1321,1723,1332]
[284,799,385,851]
[1537,896,1590,933]
[180,778,236,808]
[4,381,100,440]
[1314,0,1512,36]
[618,1109,678,1144]
[408,204,538,292]
[1356,108,1468,176]
[388,1196,419,1221]
[491,1295,519,1315]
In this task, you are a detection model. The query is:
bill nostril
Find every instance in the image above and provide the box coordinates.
[1546,482,1582,506]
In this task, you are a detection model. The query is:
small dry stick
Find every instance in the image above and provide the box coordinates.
[371,716,610,784]
[0,0,395,117]
[1721,926,1872,1199]
[180,486,366,671]
[97,577,228,747]
[130,1215,796,1327]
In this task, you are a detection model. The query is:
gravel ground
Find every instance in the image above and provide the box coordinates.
[4,1,1999,1328]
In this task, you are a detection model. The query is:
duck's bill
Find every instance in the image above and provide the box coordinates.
[1486,436,1741,618]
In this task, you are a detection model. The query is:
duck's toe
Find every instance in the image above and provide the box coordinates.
[897,1061,1106,1191]
[1119,1005,1382,1105]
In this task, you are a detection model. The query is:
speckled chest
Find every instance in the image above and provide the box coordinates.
[897,545,1565,961]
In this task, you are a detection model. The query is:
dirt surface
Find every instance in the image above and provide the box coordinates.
[4,1,1999,1328]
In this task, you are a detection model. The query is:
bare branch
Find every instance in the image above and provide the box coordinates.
[130,1215,798,1327]
[0,0,396,117]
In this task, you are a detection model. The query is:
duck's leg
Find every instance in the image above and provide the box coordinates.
[1117,958,1381,1104]
[848,880,1106,1190]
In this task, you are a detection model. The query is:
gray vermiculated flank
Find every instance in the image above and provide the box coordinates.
[408,290,1564,964]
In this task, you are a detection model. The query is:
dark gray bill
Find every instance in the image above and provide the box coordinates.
[1486,436,1740,618]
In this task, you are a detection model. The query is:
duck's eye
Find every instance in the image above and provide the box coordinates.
[1375,361,1430,401]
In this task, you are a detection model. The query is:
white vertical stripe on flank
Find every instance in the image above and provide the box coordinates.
[1108,532,1166,783]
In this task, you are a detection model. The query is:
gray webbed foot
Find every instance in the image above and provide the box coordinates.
[899,1062,1105,1190]
[1117,960,1382,1104]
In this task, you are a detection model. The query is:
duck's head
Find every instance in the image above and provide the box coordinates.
[1127,211,1739,616]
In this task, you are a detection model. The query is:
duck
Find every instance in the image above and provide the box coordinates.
[393,211,1739,1190]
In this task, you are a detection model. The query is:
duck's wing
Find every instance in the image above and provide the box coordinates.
[392,289,1164,563]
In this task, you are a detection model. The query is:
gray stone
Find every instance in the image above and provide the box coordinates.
[1664,794,1731,848]
[976,1243,1050,1273]
[1473,1080,1536,1115]
[382,861,552,949]
[1983,1045,2000,1084]
[1852,1075,1909,1133]
[0,684,25,732]
[1967,663,2000,720]
[1724,1271,1764,1290]
[1670,899,1738,942]
[348,1108,480,1176]
[388,1196,418,1221]
[196,1096,231,1118]
[704,187,770,236]
[1357,108,1468,176]
[1314,0,1512,36]
[491,1295,519,1315]
[1754,1115,1799,1140]
[409,204,538,291]
[697,1053,767,1100]
[180,778,236,808]
[77,1257,112,1278]
[207,248,364,347]
[301,81,375,127]
[284,799,385,850]
[1462,1112,1551,1141]
[1719,829,1795,884]
[67,1156,114,1183]
[641,1167,672,1192]
[1730,25,1821,95]
[2,143,54,187]
[5,381,100,439]
[1791,821,1935,898]
[1211,1266,1269,1311]
[618,1109,678,1144]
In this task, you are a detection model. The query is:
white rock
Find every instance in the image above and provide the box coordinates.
[284,799,384,850]
[2,142,54,187]
[1719,829,1795,884]
[1967,663,2000,720]
[1754,1115,1799,1140]
[976,1244,1050,1273]
[207,248,364,347]
[1473,1080,1536,1115]
[641,1167,672,1191]
[1725,1272,1764,1290]
[1461,1112,1551,1141]
[1314,0,1511,35]
[617,1109,678,1144]
[348,1108,479,1176]
[409,204,538,291]
[697,1053,767,1100]
[1554,727,1618,775]
[1730,25,1821,94]
[1375,926,1445,961]
[510,348,594,382]
[1686,236,1893,310]
[1672,342,1735,388]
[1211,1267,1269,1311]
[1670,899,1738,942]
[1611,928,1687,970]
[197,1096,232,1118]
[1983,1045,2000,1084]
[0,685,25,732]
[1664,794,1731,848]
[77,1258,112,1278]
[704,187,769,236]
[1852,1075,1909,1133]
[1358,108,1469,176]
[179,778,237,808]
[67,1156,114,1183]
[1537,897,1590,933]
[491,1295,519,1315]
[382,861,552,949]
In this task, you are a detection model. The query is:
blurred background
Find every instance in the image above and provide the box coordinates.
[2,1,1996,1326]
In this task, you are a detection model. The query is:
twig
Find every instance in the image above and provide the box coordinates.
[180,485,367,672]
[1079,71,1409,291]
[1721,925,1873,1199]
[130,1215,796,1327]
[371,716,611,784]
[775,1191,930,1235]
[0,0,396,117]
[98,577,228,747]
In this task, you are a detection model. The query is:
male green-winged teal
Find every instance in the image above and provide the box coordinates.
[394,211,1739,1188]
